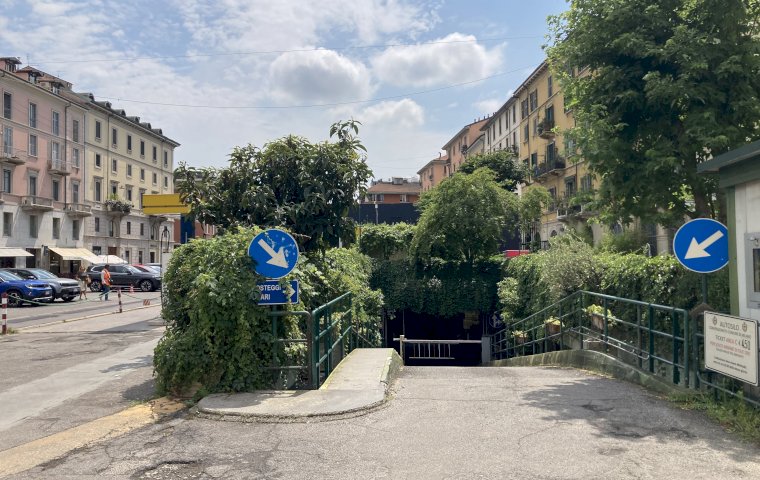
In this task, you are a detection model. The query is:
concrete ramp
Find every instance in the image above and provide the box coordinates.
[197,348,402,421]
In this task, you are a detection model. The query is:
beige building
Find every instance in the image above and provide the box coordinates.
[417,155,448,192]
[78,96,179,264]
[481,96,519,156]
[442,117,490,176]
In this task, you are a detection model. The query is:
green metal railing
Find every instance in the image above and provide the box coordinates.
[491,290,760,408]
[267,292,380,390]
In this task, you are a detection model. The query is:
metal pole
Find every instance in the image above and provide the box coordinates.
[1,293,6,335]
[399,334,405,365]
[701,274,708,304]
[118,288,123,313]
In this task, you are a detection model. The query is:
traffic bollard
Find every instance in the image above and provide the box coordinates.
[118,289,123,314]
[1,292,6,335]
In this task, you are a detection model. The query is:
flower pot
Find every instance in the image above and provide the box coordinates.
[591,314,605,330]
[546,323,561,335]
[514,335,527,345]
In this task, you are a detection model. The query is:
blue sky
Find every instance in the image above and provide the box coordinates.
[0,0,568,179]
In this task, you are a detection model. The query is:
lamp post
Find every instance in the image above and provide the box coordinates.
[159,225,170,306]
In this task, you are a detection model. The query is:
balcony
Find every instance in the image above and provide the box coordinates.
[537,118,555,139]
[48,158,71,175]
[105,199,132,217]
[1,146,24,165]
[532,159,566,182]
[20,195,54,212]
[65,202,93,217]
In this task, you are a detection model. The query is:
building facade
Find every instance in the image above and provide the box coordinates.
[441,117,490,176]
[363,177,421,204]
[417,155,448,192]
[482,96,520,156]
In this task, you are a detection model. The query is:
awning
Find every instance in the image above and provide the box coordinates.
[0,248,33,257]
[48,247,100,262]
[90,254,127,265]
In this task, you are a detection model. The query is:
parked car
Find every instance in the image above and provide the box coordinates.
[0,270,54,306]
[131,264,160,274]
[85,264,161,292]
[145,263,162,275]
[4,268,80,302]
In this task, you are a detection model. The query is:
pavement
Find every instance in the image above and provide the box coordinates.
[197,348,403,420]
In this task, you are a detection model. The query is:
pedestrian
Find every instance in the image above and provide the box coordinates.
[99,264,112,301]
[77,265,88,300]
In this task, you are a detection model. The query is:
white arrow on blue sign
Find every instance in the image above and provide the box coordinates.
[673,218,729,273]
[257,280,299,305]
[248,229,299,279]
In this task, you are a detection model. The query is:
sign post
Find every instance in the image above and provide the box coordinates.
[249,229,300,305]
[673,218,729,304]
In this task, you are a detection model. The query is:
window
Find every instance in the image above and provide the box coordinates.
[498,117,502,136]
[73,120,79,142]
[140,168,145,181]
[2,212,11,236]
[581,174,593,192]
[152,172,157,185]
[138,250,143,264]
[521,99,528,119]
[546,142,556,164]
[72,148,79,167]
[545,105,555,124]
[73,219,80,239]
[149,251,155,263]
[400,194,408,203]
[2,169,10,193]
[72,182,79,203]
[92,246,102,255]
[127,164,132,177]
[29,103,36,128]
[151,225,156,240]
[529,90,538,111]
[164,151,168,167]
[523,124,529,142]
[140,140,145,157]
[164,175,168,188]
[95,120,102,140]
[52,217,60,239]
[3,92,11,119]
[530,152,538,168]
[52,111,60,136]
[126,221,131,235]
[111,127,118,147]
[94,217,100,233]
[94,179,102,202]
[2,126,12,155]
[140,223,144,236]
[126,186,132,202]
[512,131,517,147]
[111,183,117,196]
[29,175,37,196]
[532,117,538,136]
[28,134,37,157]
[512,104,516,124]
[564,175,577,198]
[127,134,132,152]
[51,141,61,161]
[29,215,38,238]
[124,250,130,263]
[112,158,117,173]
[108,220,114,237]
[52,179,60,201]
[548,75,553,97]
[139,190,145,208]
[95,153,101,168]
[152,145,157,161]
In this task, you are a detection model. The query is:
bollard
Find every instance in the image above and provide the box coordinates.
[118,288,123,314]
[129,284,134,294]
[1,292,6,335]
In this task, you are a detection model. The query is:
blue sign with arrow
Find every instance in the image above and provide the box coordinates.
[257,280,299,305]
[673,218,729,273]
[248,229,299,279]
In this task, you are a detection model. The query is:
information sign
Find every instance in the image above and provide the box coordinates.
[704,311,758,386]
[248,229,299,279]
[257,280,299,305]
[673,218,729,273]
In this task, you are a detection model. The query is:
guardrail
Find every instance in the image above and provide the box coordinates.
[394,336,482,361]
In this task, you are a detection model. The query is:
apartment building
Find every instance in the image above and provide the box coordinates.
[80,96,179,265]
[0,57,91,274]
[417,154,448,193]
[363,177,421,204]
[442,117,490,176]
[481,96,520,156]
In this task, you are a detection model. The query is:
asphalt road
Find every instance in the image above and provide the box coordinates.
[12,366,760,479]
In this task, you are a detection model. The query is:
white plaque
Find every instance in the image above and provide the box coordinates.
[704,312,759,386]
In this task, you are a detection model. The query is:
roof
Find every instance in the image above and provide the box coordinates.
[442,118,490,150]
[513,61,549,96]
[481,96,518,130]
[366,182,422,195]
[697,139,760,173]
[417,155,448,175]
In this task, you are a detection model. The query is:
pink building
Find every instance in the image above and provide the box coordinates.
[0,57,90,274]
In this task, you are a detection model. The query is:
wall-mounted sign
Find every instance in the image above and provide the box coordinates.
[704,311,758,386]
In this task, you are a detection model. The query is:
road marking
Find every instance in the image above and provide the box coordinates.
[15,303,160,331]
[0,397,185,477]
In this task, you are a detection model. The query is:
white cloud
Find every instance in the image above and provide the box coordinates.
[267,50,373,104]
[474,98,502,114]
[359,99,424,127]
[371,33,504,88]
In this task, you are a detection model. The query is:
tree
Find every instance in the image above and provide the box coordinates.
[175,120,371,252]
[547,0,760,226]
[411,168,518,263]
[457,149,526,191]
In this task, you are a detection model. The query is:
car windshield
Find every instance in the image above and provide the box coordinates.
[28,269,57,279]
[125,266,142,274]
[0,270,23,281]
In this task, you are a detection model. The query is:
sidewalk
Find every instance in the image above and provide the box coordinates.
[197,348,402,421]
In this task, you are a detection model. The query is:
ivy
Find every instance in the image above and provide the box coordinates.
[358,223,416,260]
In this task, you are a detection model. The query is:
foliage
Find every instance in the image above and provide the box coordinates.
[518,186,553,237]
[585,304,617,327]
[458,149,526,191]
[671,392,760,446]
[105,195,133,214]
[358,222,416,260]
[599,227,650,254]
[154,227,383,395]
[175,120,372,252]
[412,168,518,263]
[545,316,561,326]
[542,234,601,299]
[547,0,760,226]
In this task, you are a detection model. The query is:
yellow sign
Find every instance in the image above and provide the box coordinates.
[141,194,191,215]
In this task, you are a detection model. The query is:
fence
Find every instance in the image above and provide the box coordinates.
[491,290,759,408]
[267,292,380,389]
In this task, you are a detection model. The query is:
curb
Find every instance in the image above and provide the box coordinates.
[15,303,161,332]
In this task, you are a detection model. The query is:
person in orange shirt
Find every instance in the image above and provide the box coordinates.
[99,264,112,301]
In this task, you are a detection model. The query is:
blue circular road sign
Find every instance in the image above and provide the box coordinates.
[672,218,729,273]
[248,229,299,279]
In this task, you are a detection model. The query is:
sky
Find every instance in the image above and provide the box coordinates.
[0,0,569,180]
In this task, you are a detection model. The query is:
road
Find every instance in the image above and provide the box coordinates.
[8,365,760,479]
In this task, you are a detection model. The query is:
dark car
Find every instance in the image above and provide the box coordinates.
[4,268,80,302]
[85,264,161,292]
[0,270,54,306]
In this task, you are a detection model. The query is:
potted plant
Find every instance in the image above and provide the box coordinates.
[545,316,561,335]
[105,194,133,215]
[512,330,528,345]
[585,304,614,329]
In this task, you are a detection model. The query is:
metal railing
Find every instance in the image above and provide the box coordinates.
[394,335,481,361]
[267,292,380,390]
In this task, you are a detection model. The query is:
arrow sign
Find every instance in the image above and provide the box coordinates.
[248,229,299,279]
[673,218,729,273]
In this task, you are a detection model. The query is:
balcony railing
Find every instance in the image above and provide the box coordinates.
[532,158,566,180]
[20,195,54,212]
[537,118,555,139]
[65,202,93,217]
[1,145,25,165]
[48,158,71,175]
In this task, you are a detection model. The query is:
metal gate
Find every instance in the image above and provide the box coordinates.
[394,335,482,363]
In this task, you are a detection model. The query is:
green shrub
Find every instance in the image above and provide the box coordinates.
[358,223,415,260]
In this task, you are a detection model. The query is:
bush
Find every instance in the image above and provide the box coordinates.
[358,223,415,260]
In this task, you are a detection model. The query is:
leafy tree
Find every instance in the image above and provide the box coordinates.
[518,186,553,235]
[458,149,526,191]
[175,120,371,252]
[411,168,518,263]
[547,0,760,226]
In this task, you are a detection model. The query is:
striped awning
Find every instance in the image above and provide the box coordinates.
[0,248,33,257]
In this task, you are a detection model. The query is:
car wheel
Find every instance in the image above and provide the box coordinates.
[62,296,75,302]
[139,280,154,292]
[90,280,102,292]
[6,290,23,307]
